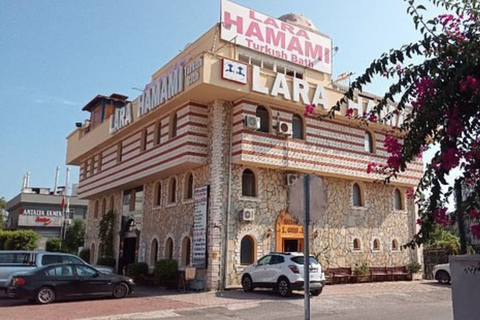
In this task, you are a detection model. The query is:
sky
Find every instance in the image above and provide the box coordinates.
[0,0,445,202]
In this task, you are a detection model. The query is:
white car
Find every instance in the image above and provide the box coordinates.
[241,252,326,297]
[432,263,451,284]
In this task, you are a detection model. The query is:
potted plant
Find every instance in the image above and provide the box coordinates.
[407,261,422,280]
[354,262,370,282]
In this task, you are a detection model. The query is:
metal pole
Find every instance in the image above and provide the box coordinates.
[455,180,467,254]
[303,174,310,320]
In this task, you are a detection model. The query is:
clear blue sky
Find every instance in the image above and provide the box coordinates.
[0,0,443,201]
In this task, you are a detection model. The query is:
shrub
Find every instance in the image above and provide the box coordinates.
[45,238,62,252]
[127,262,149,282]
[3,230,39,250]
[407,261,422,274]
[97,257,116,268]
[79,248,90,263]
[154,259,178,283]
[354,262,370,276]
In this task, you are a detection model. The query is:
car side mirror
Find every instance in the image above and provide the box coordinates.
[93,272,100,278]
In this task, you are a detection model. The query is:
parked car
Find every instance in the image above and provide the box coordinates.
[0,251,114,292]
[7,263,134,304]
[241,252,326,297]
[432,263,451,284]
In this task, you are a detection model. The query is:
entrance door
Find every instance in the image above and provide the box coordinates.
[122,237,137,273]
[284,239,301,252]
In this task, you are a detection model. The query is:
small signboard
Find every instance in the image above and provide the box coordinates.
[287,174,327,225]
[192,185,209,268]
[222,58,247,84]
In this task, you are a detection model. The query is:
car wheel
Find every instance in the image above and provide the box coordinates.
[35,287,55,304]
[436,270,451,284]
[242,275,254,292]
[276,278,292,297]
[311,288,323,296]
[112,283,129,298]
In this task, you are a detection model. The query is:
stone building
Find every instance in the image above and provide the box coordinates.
[66,0,423,289]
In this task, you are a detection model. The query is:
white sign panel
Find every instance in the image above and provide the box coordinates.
[450,255,480,320]
[18,215,63,227]
[222,58,247,84]
[221,0,332,74]
[193,185,209,268]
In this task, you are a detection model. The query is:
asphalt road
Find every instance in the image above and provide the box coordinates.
[0,281,452,320]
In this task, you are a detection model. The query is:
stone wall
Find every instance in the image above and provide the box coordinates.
[226,166,420,286]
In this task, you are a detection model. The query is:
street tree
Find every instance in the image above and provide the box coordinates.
[306,0,480,252]
[63,219,85,254]
[0,197,6,229]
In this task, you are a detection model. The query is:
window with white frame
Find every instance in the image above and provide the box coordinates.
[394,188,404,210]
[352,183,364,207]
[256,106,270,133]
[242,169,256,197]
[372,238,381,251]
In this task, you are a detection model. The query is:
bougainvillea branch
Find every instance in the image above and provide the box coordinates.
[307,0,480,249]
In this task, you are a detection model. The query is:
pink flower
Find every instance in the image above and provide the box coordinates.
[471,224,480,239]
[433,208,451,226]
[441,147,460,171]
[304,104,315,116]
[469,208,480,219]
[416,218,423,226]
[346,108,354,118]
[406,187,415,199]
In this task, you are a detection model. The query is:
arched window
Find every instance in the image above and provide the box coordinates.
[292,114,304,139]
[256,106,269,133]
[170,113,178,138]
[394,188,404,210]
[165,238,174,259]
[109,195,114,211]
[353,238,361,251]
[154,181,162,207]
[352,183,363,207]
[181,237,191,266]
[242,169,256,197]
[169,178,177,203]
[151,239,158,264]
[94,200,99,219]
[392,239,399,251]
[155,121,162,145]
[101,198,106,216]
[90,243,96,263]
[364,131,374,153]
[240,235,255,265]
[373,238,381,251]
[184,173,193,200]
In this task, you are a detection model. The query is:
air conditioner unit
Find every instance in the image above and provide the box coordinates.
[285,173,298,187]
[244,115,261,130]
[276,121,292,136]
[241,208,255,221]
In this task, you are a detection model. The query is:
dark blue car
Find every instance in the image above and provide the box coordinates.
[7,263,135,304]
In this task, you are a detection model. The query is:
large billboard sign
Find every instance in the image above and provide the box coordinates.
[221,0,332,74]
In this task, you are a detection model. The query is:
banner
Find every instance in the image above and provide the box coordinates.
[221,0,332,74]
[192,185,209,268]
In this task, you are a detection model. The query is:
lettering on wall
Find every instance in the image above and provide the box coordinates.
[184,58,203,87]
[138,66,184,118]
[109,103,133,134]
[251,65,326,107]
[22,209,63,217]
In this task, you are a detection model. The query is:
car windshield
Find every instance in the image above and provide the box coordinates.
[291,256,319,265]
